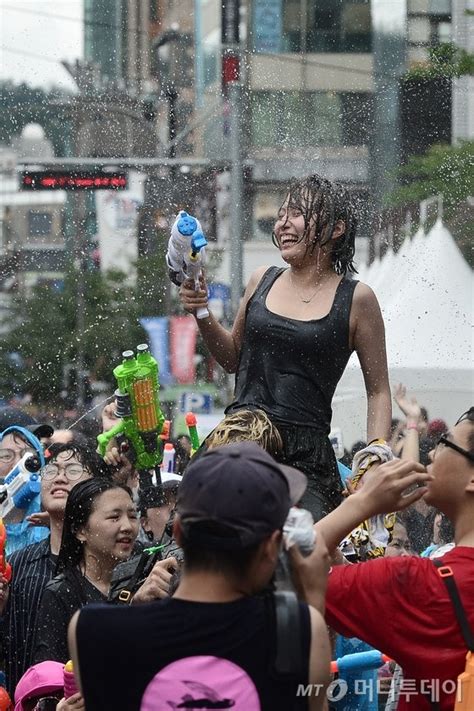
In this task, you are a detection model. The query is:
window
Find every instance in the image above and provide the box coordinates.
[279,0,371,54]
[340,93,373,146]
[28,211,53,238]
[251,91,342,147]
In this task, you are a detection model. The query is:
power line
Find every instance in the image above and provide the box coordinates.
[0,45,67,66]
[2,3,148,37]
[3,4,379,79]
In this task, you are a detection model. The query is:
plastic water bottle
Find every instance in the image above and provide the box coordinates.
[161,443,176,474]
[63,660,78,699]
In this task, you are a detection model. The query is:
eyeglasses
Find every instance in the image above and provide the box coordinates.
[455,409,474,426]
[33,696,62,711]
[42,463,86,480]
[0,447,35,464]
[434,435,474,464]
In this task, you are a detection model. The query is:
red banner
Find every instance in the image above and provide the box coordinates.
[170,316,198,384]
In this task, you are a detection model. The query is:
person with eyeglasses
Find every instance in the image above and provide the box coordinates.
[0,416,54,557]
[0,442,111,696]
[294,406,474,711]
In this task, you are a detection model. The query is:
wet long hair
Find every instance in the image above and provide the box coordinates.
[56,477,133,574]
[272,174,358,275]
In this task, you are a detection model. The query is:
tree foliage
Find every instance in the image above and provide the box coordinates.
[404,42,474,81]
[388,141,474,266]
[0,266,150,405]
[0,82,73,156]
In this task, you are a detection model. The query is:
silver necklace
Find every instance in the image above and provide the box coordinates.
[289,270,322,304]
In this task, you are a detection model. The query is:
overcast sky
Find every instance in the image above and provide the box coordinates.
[0,0,83,90]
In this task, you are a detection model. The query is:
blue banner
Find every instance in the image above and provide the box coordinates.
[253,0,282,54]
[139,317,173,386]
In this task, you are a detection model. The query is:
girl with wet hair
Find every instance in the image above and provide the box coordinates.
[272,174,359,275]
[179,173,391,521]
[33,477,139,663]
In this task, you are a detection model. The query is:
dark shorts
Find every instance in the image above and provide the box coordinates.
[274,422,343,522]
[193,419,343,523]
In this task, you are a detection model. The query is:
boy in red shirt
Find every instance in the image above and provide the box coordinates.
[299,407,474,710]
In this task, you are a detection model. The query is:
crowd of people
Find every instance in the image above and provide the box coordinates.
[0,173,472,711]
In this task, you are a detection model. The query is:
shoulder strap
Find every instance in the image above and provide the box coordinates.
[433,559,474,651]
[115,548,161,604]
[251,266,285,302]
[273,590,304,678]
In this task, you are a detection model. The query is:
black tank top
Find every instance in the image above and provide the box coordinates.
[227,267,358,433]
[76,595,311,711]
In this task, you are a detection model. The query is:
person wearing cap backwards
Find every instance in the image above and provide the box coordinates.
[69,442,332,711]
[0,408,54,555]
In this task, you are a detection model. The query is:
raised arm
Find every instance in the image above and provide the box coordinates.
[352,284,391,442]
[179,266,268,373]
[393,383,421,462]
[314,459,430,553]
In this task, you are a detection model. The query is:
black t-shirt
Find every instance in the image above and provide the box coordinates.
[34,568,107,664]
[76,595,311,711]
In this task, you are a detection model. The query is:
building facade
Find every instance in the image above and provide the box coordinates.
[82,1,457,285]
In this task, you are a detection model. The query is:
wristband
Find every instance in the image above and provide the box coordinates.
[406,422,418,431]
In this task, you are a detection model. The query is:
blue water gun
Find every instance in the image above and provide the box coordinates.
[166,210,209,319]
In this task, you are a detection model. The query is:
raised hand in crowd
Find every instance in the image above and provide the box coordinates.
[393,382,422,426]
[56,692,86,710]
[315,458,432,554]
[393,383,422,462]
[131,557,179,604]
[100,401,120,433]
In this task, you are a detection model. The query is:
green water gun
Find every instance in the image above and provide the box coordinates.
[97,344,165,473]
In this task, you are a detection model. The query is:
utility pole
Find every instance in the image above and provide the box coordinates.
[369,1,407,255]
[222,0,244,316]
[229,81,244,316]
[74,186,87,410]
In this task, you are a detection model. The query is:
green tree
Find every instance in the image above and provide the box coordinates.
[0,266,147,405]
[388,141,474,266]
[404,42,474,81]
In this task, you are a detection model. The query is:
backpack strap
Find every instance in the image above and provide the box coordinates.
[273,590,304,678]
[116,548,161,604]
[433,560,474,651]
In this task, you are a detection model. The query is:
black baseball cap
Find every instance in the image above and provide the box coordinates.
[177,441,307,549]
[0,408,53,440]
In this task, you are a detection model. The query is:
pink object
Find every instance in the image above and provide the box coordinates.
[63,668,78,699]
[14,661,64,711]
[140,656,259,711]
[428,418,448,437]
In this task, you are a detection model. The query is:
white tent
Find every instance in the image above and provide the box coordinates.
[333,219,474,447]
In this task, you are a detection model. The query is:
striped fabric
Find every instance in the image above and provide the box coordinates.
[2,538,55,694]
